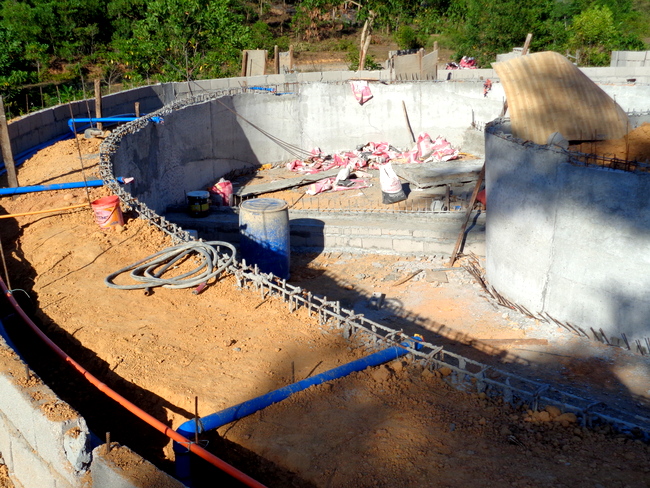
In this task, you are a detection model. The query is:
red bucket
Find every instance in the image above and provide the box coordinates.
[91,195,124,229]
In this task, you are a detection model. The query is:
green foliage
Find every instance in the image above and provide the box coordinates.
[394,25,424,49]
[346,48,382,70]
[249,21,290,52]
[0,25,30,99]
[445,0,559,66]
[567,4,645,65]
[114,0,250,81]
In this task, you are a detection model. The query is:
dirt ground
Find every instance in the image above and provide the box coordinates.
[0,133,650,487]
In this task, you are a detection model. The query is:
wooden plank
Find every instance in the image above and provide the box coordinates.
[393,160,483,188]
[494,51,630,144]
[448,163,485,267]
[235,167,341,197]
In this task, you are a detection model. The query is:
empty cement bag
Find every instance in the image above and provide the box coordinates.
[379,163,406,204]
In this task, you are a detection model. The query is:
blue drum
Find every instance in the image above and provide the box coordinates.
[239,198,290,280]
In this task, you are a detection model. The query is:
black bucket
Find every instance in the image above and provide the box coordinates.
[187,191,210,218]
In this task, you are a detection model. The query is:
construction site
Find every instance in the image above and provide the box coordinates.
[0,50,649,487]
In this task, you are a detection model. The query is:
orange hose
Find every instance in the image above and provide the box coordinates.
[0,279,267,488]
[0,203,88,219]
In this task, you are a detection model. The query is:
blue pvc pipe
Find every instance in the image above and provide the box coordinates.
[67,116,163,132]
[173,337,422,483]
[0,177,132,196]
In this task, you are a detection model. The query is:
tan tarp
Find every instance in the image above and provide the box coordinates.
[493,51,630,144]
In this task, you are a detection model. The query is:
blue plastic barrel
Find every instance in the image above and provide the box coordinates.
[239,198,290,279]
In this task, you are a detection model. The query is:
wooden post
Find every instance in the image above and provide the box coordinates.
[418,48,424,80]
[359,35,371,71]
[274,45,280,74]
[402,101,416,143]
[94,79,103,131]
[289,45,294,72]
[135,102,140,118]
[521,33,532,56]
[0,96,19,188]
[433,41,438,52]
[241,50,249,77]
[448,164,485,267]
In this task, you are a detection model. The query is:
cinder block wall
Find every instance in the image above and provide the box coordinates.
[485,116,650,344]
[0,323,185,487]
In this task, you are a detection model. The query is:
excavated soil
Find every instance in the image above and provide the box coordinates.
[0,133,649,487]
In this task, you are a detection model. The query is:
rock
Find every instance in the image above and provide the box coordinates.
[533,411,551,422]
[553,412,577,424]
[370,365,391,383]
[545,405,562,418]
[390,360,404,373]
[421,368,435,380]
[438,366,452,377]
[500,425,512,436]
[425,270,448,283]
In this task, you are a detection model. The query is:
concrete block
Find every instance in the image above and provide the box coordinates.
[0,371,90,484]
[361,237,393,250]
[348,237,362,248]
[393,238,424,253]
[297,72,323,83]
[90,445,185,488]
[381,228,412,237]
[412,229,439,238]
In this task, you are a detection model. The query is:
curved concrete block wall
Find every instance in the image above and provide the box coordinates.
[111,82,506,214]
[485,116,650,344]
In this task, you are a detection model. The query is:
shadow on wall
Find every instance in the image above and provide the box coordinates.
[114,96,261,215]
[485,120,650,345]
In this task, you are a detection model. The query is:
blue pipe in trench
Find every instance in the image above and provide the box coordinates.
[0,177,133,196]
[173,337,422,483]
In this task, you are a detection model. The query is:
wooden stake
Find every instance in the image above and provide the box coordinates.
[402,101,416,143]
[241,51,249,77]
[359,34,371,71]
[94,79,103,131]
[289,45,294,72]
[274,45,280,75]
[0,96,19,188]
[448,164,485,267]
[135,102,140,118]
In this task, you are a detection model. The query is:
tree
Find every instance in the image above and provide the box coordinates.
[445,0,560,66]
[567,4,644,66]
[113,0,251,82]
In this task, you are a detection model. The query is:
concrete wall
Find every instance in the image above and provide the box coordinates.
[4,64,650,169]
[111,81,506,214]
[0,330,91,488]
[0,322,185,488]
[485,119,650,344]
[611,51,650,68]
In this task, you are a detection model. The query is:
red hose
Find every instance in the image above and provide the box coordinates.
[0,279,267,488]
